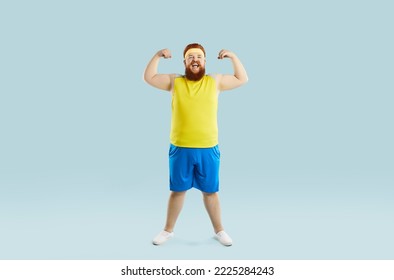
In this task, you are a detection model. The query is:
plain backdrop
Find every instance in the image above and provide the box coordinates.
[0,0,393,259]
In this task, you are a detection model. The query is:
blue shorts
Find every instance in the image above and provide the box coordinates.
[169,144,220,193]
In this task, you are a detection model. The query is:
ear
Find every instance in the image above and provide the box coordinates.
[183,60,186,66]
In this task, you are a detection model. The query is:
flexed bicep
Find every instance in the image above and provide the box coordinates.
[217,49,248,92]
[218,74,246,91]
[143,49,175,92]
[146,74,174,91]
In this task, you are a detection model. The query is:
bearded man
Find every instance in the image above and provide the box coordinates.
[143,43,248,246]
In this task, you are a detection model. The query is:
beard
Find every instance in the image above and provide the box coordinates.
[185,65,206,81]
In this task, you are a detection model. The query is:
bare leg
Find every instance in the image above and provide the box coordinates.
[164,191,187,232]
[203,192,224,234]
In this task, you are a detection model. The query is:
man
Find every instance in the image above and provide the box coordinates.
[143,43,248,246]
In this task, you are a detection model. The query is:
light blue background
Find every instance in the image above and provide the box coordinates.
[1,0,393,259]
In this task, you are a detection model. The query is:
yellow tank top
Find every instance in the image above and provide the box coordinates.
[170,75,218,148]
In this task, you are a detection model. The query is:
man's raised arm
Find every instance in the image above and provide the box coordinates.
[216,49,248,92]
[143,49,174,91]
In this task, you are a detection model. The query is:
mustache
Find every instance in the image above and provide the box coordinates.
[185,65,205,81]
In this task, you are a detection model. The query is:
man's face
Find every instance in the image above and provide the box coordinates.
[184,52,206,81]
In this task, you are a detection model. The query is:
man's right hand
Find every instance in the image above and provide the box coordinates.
[157,49,172,59]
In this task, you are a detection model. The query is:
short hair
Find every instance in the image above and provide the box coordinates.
[183,43,206,58]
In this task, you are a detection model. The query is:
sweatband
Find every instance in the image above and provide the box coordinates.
[184,48,205,59]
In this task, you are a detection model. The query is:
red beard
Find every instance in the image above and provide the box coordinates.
[185,65,206,81]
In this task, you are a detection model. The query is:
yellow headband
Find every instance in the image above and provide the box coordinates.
[184,48,205,59]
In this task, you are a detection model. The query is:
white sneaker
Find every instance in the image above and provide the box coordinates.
[152,230,174,245]
[216,231,233,246]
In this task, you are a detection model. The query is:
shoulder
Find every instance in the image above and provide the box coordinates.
[207,74,222,93]
[171,74,186,93]
[207,73,224,85]
[173,74,186,84]
[174,74,184,80]
[171,74,184,83]
[207,73,220,80]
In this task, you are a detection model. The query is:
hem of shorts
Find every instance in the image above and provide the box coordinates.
[195,184,219,193]
[170,185,219,193]
[199,187,219,193]
[169,185,192,192]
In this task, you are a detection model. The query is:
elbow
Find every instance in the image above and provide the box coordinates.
[143,71,149,83]
[142,71,148,83]
[244,72,249,83]
[240,75,249,85]
[235,73,248,85]
[143,73,152,85]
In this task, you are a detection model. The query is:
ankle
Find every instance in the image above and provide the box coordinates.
[164,228,174,233]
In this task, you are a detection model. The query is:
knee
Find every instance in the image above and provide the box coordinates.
[202,192,217,198]
[170,190,187,198]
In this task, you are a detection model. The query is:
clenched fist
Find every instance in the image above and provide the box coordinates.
[157,49,172,59]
